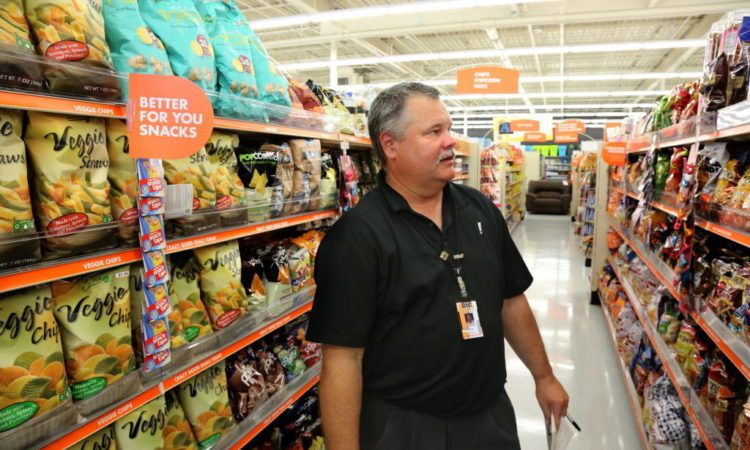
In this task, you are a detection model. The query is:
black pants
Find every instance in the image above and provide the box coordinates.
[360,391,521,450]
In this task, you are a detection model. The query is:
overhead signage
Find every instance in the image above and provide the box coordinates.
[128,73,214,159]
[493,115,553,143]
[604,122,622,142]
[456,66,520,94]
[554,130,579,143]
[602,142,627,166]
[555,120,586,133]
[523,132,547,142]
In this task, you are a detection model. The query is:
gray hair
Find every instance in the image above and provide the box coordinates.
[367,82,441,164]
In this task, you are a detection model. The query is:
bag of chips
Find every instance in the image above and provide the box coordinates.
[139,0,217,96]
[24,112,116,259]
[288,139,322,213]
[0,1,44,91]
[163,389,199,450]
[204,131,247,228]
[262,244,292,315]
[236,143,278,222]
[226,348,268,421]
[105,119,138,245]
[24,0,120,100]
[0,285,70,431]
[51,267,135,401]
[319,153,337,210]
[271,330,306,382]
[102,0,173,100]
[253,340,285,395]
[130,263,187,353]
[0,108,41,270]
[286,316,320,368]
[162,148,219,236]
[69,425,116,450]
[275,143,294,216]
[288,78,324,116]
[240,245,267,314]
[177,361,235,448]
[168,253,213,342]
[731,398,750,450]
[114,395,167,449]
[193,241,248,329]
[287,240,311,293]
[193,0,265,121]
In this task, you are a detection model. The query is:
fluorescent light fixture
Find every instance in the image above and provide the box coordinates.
[443,90,667,100]
[249,0,554,30]
[281,40,704,71]
[451,112,636,119]
[446,103,653,112]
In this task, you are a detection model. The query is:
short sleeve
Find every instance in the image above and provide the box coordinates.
[495,208,533,299]
[306,229,377,348]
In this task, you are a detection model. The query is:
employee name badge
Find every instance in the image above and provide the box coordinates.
[456,300,484,339]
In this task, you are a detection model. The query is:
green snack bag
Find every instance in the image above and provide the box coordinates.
[163,389,199,450]
[177,361,234,448]
[68,425,116,450]
[203,131,247,228]
[0,285,71,431]
[319,153,337,209]
[162,148,219,236]
[139,0,217,96]
[51,267,135,401]
[0,1,44,91]
[0,108,41,270]
[24,111,116,260]
[169,253,213,342]
[106,119,139,245]
[192,240,247,329]
[114,396,167,449]
[102,0,174,100]
[193,0,265,121]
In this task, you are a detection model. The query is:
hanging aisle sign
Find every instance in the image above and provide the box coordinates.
[127,73,214,159]
[602,142,627,165]
[555,120,586,133]
[456,66,520,94]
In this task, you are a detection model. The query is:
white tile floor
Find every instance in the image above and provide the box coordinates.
[506,214,643,450]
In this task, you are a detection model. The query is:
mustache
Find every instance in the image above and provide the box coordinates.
[439,149,456,160]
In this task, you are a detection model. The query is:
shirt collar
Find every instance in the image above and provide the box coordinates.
[377,169,468,214]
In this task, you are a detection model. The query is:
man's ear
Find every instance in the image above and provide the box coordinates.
[380,131,397,161]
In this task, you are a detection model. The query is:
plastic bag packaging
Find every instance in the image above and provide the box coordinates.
[274,143,294,217]
[193,240,248,329]
[177,361,235,447]
[226,347,268,421]
[319,153,338,210]
[240,245,267,315]
[101,0,173,100]
[236,143,278,222]
[139,0,217,95]
[163,389,199,450]
[106,119,138,245]
[168,253,213,342]
[68,425,116,450]
[0,108,41,270]
[262,244,292,315]
[204,131,247,228]
[24,112,116,260]
[0,1,44,91]
[113,395,167,449]
[288,139,322,213]
[24,0,120,100]
[162,148,219,236]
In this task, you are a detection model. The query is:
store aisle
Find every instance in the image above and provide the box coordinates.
[506,214,642,449]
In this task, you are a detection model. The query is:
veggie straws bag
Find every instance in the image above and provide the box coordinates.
[204,131,247,228]
[0,1,44,91]
[24,111,116,260]
[168,253,213,342]
[162,148,219,237]
[0,108,41,270]
[105,119,138,245]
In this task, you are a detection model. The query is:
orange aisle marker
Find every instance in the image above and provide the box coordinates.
[602,142,627,165]
[0,89,125,117]
[695,218,750,248]
[691,311,750,381]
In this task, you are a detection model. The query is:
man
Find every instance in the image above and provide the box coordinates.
[307,82,568,449]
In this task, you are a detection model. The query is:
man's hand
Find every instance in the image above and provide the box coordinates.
[535,374,569,429]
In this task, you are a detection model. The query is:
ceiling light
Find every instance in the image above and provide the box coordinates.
[443,90,667,100]
[446,103,653,112]
[451,112,637,119]
[280,40,704,71]
[249,0,555,30]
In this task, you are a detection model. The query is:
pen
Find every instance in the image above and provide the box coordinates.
[566,415,581,432]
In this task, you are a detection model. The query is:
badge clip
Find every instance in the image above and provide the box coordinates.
[439,251,449,261]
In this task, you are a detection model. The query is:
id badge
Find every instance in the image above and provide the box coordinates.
[456,300,484,339]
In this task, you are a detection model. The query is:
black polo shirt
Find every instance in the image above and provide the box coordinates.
[307,170,533,417]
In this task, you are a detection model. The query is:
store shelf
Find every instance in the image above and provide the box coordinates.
[455,149,470,157]
[609,257,728,450]
[505,180,522,188]
[690,308,750,381]
[623,191,680,217]
[42,293,315,449]
[454,174,471,180]
[508,167,524,173]
[0,209,337,294]
[695,217,750,248]
[597,289,651,450]
[225,366,321,449]
[609,220,682,301]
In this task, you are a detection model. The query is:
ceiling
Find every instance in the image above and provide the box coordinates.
[237,0,748,133]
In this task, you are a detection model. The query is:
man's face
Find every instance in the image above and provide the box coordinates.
[383,95,457,184]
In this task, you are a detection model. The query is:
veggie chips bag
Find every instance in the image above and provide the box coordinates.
[168,254,213,342]
[114,395,167,449]
[163,389,198,450]
[24,0,120,100]
[193,240,247,330]
[68,425,116,450]
[162,148,219,236]
[106,119,138,245]
[0,108,41,270]
[177,361,235,448]
[139,0,217,95]
[51,267,135,401]
[204,131,247,228]
[24,112,116,259]
[0,285,70,431]
[102,0,173,100]
[0,1,44,91]
[193,0,264,121]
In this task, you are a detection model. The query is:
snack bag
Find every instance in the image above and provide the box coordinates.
[169,254,213,342]
[286,315,320,368]
[0,1,44,91]
[275,143,294,216]
[226,348,268,421]
[272,330,306,382]
[287,240,311,292]
[24,112,116,259]
[130,264,187,352]
[254,340,285,394]
[177,361,235,448]
[163,389,199,450]
[102,0,173,100]
[288,78,324,115]
[105,119,139,245]
[240,245,267,314]
[731,398,750,449]
[262,244,292,315]
[288,139,322,213]
[319,153,338,209]
[162,148,219,236]
[193,0,264,121]
[236,144,278,222]
[114,395,167,449]
[204,131,247,228]
[0,285,70,431]
[51,267,135,401]
[139,0,217,95]
[0,108,41,270]
[193,241,247,329]
[711,159,742,205]
[68,425,116,450]
[24,0,120,100]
